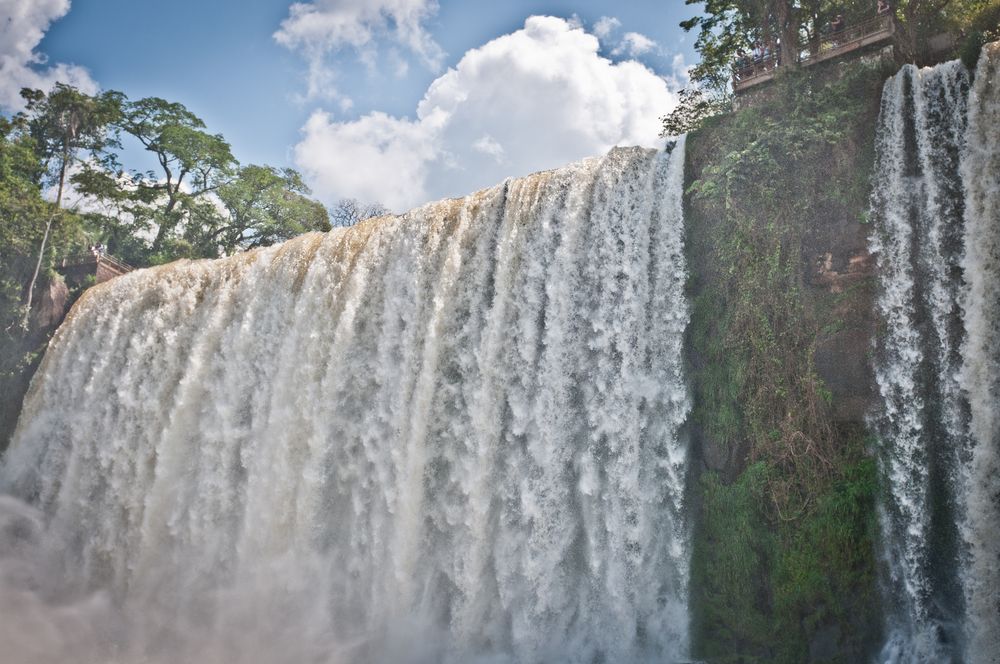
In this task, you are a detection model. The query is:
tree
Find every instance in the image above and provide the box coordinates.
[683,0,995,87]
[70,164,163,267]
[330,198,390,228]
[1,116,51,332]
[891,0,999,64]
[17,84,121,328]
[681,0,812,93]
[72,94,336,265]
[117,97,236,255]
[195,165,330,255]
[681,0,762,94]
[661,88,731,136]
[0,115,91,446]
[683,0,903,91]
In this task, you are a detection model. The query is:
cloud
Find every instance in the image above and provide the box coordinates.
[471,134,504,163]
[593,16,621,40]
[0,0,96,111]
[293,109,440,211]
[593,18,658,59]
[292,16,679,211]
[274,0,444,102]
[613,32,658,58]
[667,53,692,89]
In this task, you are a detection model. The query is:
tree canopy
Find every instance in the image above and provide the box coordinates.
[29,89,336,265]
[681,0,999,92]
[17,84,123,328]
[204,165,331,254]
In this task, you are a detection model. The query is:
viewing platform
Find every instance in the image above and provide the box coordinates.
[734,15,895,93]
[59,249,134,285]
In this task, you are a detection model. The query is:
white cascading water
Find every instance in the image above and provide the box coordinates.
[959,42,1000,664]
[871,46,999,664]
[870,58,970,663]
[0,142,692,664]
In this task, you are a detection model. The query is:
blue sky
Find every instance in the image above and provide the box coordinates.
[4,0,702,210]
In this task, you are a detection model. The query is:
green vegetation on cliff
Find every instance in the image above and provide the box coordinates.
[0,115,91,448]
[683,61,891,662]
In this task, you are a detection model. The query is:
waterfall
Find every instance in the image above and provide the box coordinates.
[871,46,1000,664]
[960,42,1000,664]
[0,142,692,663]
[870,59,971,662]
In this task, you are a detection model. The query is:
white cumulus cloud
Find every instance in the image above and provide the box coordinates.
[293,16,678,211]
[294,109,440,211]
[593,16,621,40]
[0,0,96,111]
[274,0,444,102]
[613,32,659,58]
[472,134,505,163]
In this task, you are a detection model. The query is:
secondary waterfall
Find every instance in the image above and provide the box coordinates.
[870,45,1000,664]
[0,143,692,663]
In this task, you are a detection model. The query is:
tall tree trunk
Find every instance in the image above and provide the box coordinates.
[151,183,182,255]
[21,153,67,331]
[777,0,800,67]
[892,4,918,64]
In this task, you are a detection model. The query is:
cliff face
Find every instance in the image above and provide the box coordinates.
[683,60,891,662]
[0,274,71,450]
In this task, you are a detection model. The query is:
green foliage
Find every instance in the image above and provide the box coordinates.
[0,117,90,446]
[687,65,879,489]
[661,88,732,137]
[691,452,881,663]
[0,119,50,332]
[684,62,887,661]
[19,83,123,190]
[193,164,331,255]
[683,0,995,91]
[680,0,872,92]
[114,96,238,254]
[958,1,1000,69]
[891,0,998,62]
[690,463,773,659]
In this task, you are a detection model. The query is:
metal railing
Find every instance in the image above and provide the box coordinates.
[733,14,894,90]
[804,14,894,62]
[733,53,781,85]
[97,253,134,274]
[60,251,134,274]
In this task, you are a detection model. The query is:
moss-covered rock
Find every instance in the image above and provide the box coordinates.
[683,59,893,662]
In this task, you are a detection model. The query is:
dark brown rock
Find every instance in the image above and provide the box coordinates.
[32,275,70,332]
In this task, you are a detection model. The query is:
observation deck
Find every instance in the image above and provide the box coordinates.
[59,250,134,284]
[734,15,895,94]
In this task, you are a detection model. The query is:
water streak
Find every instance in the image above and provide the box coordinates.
[871,48,1000,664]
[959,43,1000,664]
[0,143,692,663]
